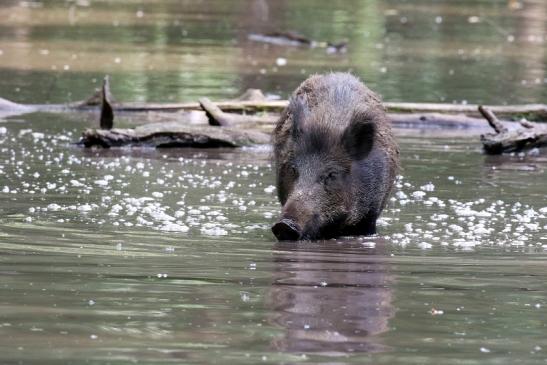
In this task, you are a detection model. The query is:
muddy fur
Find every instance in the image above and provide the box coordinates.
[272,73,399,240]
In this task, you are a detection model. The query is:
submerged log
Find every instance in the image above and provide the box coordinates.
[79,122,270,148]
[478,105,507,134]
[200,97,232,126]
[199,97,277,126]
[479,106,547,154]
[1,86,546,121]
[81,111,518,149]
[91,100,547,121]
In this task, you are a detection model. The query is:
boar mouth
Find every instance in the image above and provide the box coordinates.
[272,214,347,241]
[272,218,302,241]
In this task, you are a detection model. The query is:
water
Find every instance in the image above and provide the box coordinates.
[1,1,547,364]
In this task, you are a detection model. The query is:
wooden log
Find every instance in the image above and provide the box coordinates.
[196,107,516,130]
[1,83,546,121]
[79,122,270,148]
[478,105,507,133]
[89,100,547,121]
[199,97,277,126]
[199,97,232,126]
[479,108,547,154]
[1,91,546,121]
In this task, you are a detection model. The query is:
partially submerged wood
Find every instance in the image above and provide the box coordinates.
[100,76,114,130]
[79,122,270,148]
[199,97,276,126]
[478,105,507,134]
[89,100,547,121]
[1,82,546,121]
[200,97,233,126]
[479,106,547,154]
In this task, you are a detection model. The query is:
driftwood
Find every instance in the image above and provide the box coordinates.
[80,109,518,149]
[79,122,270,148]
[479,106,547,154]
[80,82,272,148]
[1,86,546,121]
[0,74,545,121]
[1,77,546,151]
[199,97,277,126]
[478,105,507,134]
[89,100,547,121]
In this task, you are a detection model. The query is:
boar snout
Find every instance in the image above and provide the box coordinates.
[272,218,302,241]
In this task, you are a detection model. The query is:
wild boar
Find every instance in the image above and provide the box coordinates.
[271,73,399,241]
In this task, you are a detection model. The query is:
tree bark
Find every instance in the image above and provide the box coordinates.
[79,122,270,148]
[479,107,547,154]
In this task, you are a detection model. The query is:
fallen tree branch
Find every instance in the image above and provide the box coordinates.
[199,97,233,126]
[199,97,277,126]
[2,93,546,121]
[87,100,547,121]
[79,122,270,148]
[478,105,507,133]
[480,107,547,154]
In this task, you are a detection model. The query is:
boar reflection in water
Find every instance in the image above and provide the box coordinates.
[268,241,393,353]
[272,73,399,241]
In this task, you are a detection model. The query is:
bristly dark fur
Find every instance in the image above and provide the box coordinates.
[272,72,400,241]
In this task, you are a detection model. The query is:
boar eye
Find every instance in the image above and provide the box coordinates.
[287,164,298,178]
[322,170,340,185]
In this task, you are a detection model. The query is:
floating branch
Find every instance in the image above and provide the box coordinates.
[79,122,270,149]
[101,100,547,121]
[199,97,276,126]
[1,81,546,122]
[478,105,507,134]
[479,106,547,154]
[199,97,233,126]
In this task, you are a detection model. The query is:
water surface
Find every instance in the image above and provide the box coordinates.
[1,1,547,364]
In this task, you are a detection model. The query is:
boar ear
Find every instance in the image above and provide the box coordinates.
[342,112,376,159]
[290,95,308,140]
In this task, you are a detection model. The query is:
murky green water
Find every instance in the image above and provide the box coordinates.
[1,1,547,364]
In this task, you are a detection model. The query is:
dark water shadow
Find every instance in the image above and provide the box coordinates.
[267,238,394,356]
[483,153,547,173]
[75,145,272,163]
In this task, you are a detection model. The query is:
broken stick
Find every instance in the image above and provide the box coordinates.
[479,106,547,154]
[478,105,507,134]
[100,76,114,130]
[199,97,232,126]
